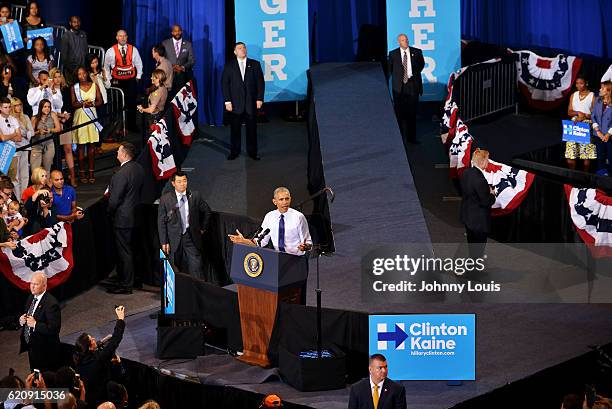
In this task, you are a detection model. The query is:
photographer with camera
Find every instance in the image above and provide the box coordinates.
[73,305,126,407]
[23,185,56,236]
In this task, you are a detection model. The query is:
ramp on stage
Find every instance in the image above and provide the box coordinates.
[308,62,431,311]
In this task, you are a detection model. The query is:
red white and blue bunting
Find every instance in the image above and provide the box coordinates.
[171,80,198,146]
[148,118,177,180]
[0,223,73,290]
[565,185,612,257]
[512,49,582,110]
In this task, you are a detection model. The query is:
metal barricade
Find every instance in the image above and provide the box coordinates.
[88,45,105,65]
[454,60,518,123]
[10,5,24,22]
[107,86,126,136]
[48,25,67,70]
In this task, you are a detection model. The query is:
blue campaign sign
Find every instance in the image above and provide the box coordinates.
[386,0,461,100]
[234,0,309,102]
[562,120,591,144]
[369,314,476,380]
[26,27,54,49]
[0,141,16,174]
[161,250,175,315]
[0,21,24,53]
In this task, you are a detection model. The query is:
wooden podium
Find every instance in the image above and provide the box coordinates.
[230,243,308,367]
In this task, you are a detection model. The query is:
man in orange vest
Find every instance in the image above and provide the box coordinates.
[104,29,143,134]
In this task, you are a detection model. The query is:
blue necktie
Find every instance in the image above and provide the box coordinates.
[278,214,285,252]
[179,195,188,234]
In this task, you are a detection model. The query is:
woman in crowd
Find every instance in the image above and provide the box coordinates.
[50,67,76,186]
[27,37,54,86]
[10,98,34,199]
[71,66,103,184]
[0,42,15,73]
[0,5,13,25]
[0,64,13,100]
[87,53,109,150]
[21,1,45,32]
[31,99,59,173]
[137,69,167,130]
[592,81,612,176]
[21,166,48,203]
[74,306,125,407]
[565,75,595,171]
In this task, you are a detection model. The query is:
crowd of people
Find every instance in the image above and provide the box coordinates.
[0,2,200,248]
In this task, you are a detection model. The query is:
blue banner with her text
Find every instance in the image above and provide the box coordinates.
[369,314,476,380]
[234,0,309,102]
[386,0,461,100]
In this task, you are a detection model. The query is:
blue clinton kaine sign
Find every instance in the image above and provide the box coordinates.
[369,314,476,380]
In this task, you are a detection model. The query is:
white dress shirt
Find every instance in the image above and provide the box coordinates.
[258,208,312,256]
[29,291,45,331]
[369,377,385,401]
[401,47,413,79]
[27,86,63,116]
[175,190,190,230]
[103,44,144,80]
[237,56,247,80]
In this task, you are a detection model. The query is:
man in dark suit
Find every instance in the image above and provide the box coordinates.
[348,354,406,409]
[162,24,195,93]
[221,42,265,161]
[19,272,61,372]
[107,142,145,294]
[460,149,496,259]
[388,33,425,147]
[158,171,211,280]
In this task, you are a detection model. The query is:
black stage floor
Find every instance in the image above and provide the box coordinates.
[83,65,612,408]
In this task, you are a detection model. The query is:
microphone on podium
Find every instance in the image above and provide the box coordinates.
[255,228,270,246]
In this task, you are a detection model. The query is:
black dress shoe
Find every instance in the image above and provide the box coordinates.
[107,287,133,295]
[249,155,261,161]
[227,153,239,160]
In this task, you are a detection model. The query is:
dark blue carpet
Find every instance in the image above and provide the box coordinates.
[309,62,431,311]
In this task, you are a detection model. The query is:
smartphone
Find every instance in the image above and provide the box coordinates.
[586,384,596,407]
[33,369,40,381]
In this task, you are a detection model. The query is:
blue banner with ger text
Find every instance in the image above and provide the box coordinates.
[369,314,476,380]
[386,0,461,100]
[234,0,309,102]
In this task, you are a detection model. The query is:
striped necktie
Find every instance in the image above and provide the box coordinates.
[24,297,37,344]
[402,50,408,83]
